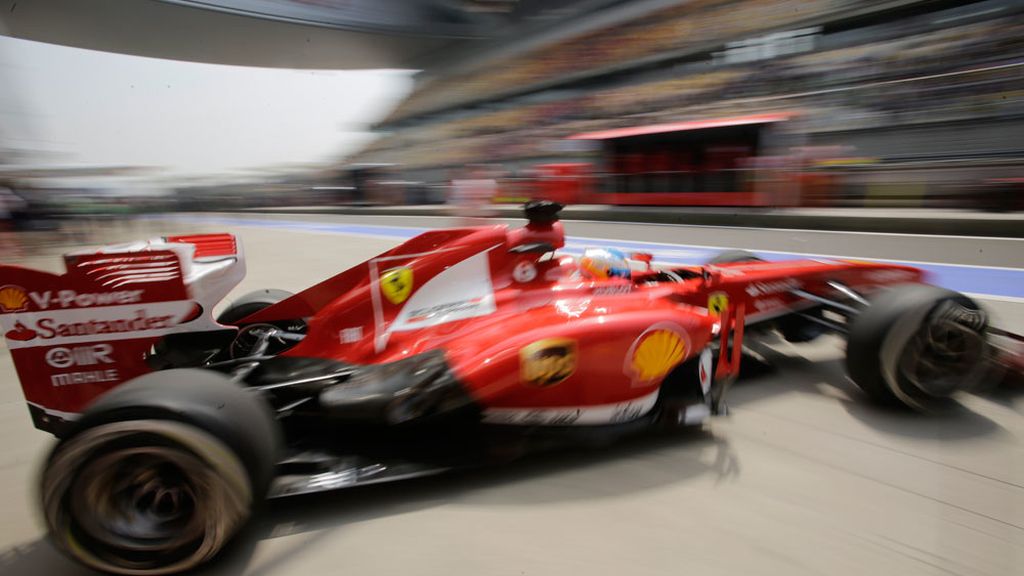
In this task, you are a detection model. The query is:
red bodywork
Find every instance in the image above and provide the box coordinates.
[239,223,923,423]
[2,223,937,430]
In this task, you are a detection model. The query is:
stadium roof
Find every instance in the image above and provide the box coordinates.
[0,0,582,69]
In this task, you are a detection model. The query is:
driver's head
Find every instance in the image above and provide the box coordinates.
[579,248,631,280]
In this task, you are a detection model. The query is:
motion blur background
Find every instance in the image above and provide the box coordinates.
[1,4,1022,575]
[0,0,1022,221]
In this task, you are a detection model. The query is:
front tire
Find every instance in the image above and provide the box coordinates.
[706,249,763,264]
[845,285,989,411]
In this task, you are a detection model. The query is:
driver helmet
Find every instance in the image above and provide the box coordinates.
[579,247,631,280]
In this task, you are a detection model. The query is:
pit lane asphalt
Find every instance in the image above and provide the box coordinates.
[0,214,1021,576]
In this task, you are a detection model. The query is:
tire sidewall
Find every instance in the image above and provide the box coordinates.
[846,284,988,410]
[42,419,253,575]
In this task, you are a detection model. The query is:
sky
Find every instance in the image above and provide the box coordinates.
[0,35,414,185]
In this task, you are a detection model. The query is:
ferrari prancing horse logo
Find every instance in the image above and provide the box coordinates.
[381,267,413,305]
[708,291,729,316]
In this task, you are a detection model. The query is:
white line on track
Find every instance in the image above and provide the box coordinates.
[565,233,1024,271]
[277,212,1024,242]
[563,218,1024,242]
[966,293,1024,304]
[162,214,1024,271]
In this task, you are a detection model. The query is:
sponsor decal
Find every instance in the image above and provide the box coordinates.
[51,369,119,387]
[626,324,689,385]
[593,284,631,296]
[482,390,660,426]
[0,300,195,349]
[512,261,537,283]
[555,298,590,319]
[745,279,801,297]
[520,338,577,387]
[484,408,582,426]
[5,321,36,341]
[28,289,145,310]
[712,266,746,277]
[610,401,646,423]
[43,344,120,387]
[864,269,916,283]
[339,326,363,343]
[16,310,175,341]
[407,298,487,323]
[708,291,730,316]
[753,297,785,311]
[45,344,114,368]
[380,267,413,305]
[699,347,713,394]
[0,285,29,313]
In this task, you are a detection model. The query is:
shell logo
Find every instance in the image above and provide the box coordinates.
[0,285,29,314]
[628,327,687,384]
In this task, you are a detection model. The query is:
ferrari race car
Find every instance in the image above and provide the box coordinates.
[1,202,1021,574]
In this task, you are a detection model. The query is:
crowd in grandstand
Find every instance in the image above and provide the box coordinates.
[350,0,1023,208]
[387,0,860,120]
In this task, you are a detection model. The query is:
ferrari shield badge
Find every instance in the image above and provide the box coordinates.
[708,291,729,316]
[520,338,577,387]
[381,267,413,305]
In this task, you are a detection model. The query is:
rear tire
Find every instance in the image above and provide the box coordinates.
[217,289,304,357]
[217,288,295,326]
[845,285,989,411]
[41,369,281,575]
[149,289,299,369]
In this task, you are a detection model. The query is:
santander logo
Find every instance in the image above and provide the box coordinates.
[4,321,37,341]
[0,300,198,349]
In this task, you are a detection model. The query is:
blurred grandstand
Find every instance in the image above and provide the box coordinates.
[340,0,1024,210]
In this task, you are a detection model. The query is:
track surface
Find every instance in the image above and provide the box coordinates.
[0,214,1021,576]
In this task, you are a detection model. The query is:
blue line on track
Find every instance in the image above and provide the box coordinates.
[155,215,1024,299]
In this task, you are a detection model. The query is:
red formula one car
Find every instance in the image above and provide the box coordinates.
[1,202,1020,574]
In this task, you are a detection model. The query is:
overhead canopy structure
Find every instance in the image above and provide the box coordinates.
[0,165,159,179]
[0,0,538,69]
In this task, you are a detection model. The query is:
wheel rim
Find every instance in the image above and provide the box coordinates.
[43,421,251,575]
[898,313,986,398]
[71,449,205,552]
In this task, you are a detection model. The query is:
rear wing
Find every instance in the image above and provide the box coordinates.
[0,233,244,434]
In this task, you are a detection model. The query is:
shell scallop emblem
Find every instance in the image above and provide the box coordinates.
[0,285,29,314]
[628,328,687,384]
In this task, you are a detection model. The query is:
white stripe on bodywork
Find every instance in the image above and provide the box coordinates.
[370,246,465,353]
[374,246,500,351]
[388,251,496,333]
[482,389,660,426]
